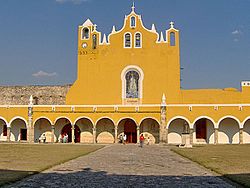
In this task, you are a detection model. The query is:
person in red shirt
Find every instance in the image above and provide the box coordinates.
[139,134,145,147]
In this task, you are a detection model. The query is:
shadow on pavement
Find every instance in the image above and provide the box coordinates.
[2,168,248,187]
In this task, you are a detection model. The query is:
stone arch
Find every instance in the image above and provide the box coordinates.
[193,116,215,144]
[167,117,190,144]
[117,118,137,143]
[34,118,53,143]
[140,118,160,144]
[242,118,250,144]
[96,117,115,143]
[218,116,240,144]
[9,117,27,141]
[75,117,94,143]
[0,117,8,141]
[54,117,72,143]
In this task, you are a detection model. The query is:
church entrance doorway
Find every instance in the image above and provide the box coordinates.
[124,119,137,143]
[61,124,81,143]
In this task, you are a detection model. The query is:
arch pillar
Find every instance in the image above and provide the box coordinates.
[214,128,219,144]
[160,96,167,143]
[51,125,55,143]
[136,125,140,144]
[239,128,243,144]
[93,125,96,144]
[189,128,194,145]
[7,126,11,142]
[71,124,75,144]
[114,125,118,143]
[27,99,34,143]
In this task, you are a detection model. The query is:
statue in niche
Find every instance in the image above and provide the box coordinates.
[126,71,139,98]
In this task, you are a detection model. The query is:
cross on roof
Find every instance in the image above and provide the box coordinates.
[170,21,174,28]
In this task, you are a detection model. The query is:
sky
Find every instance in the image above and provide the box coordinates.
[0,0,250,89]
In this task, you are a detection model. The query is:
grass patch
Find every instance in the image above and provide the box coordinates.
[171,144,250,187]
[0,143,104,186]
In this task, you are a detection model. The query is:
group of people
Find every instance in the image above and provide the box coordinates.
[58,134,69,143]
[119,133,150,148]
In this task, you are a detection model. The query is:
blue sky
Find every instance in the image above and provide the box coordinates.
[0,0,250,89]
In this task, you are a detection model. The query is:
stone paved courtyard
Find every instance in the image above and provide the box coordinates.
[6,145,234,188]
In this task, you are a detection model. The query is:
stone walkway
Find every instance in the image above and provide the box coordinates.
[6,145,234,188]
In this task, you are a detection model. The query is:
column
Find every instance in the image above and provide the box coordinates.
[114,125,118,143]
[137,125,140,144]
[214,128,218,144]
[93,125,96,144]
[239,128,243,144]
[189,128,194,145]
[27,95,34,143]
[7,126,11,142]
[71,124,75,144]
[165,128,168,144]
[51,125,55,143]
[160,94,167,143]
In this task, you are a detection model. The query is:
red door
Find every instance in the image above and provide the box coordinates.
[196,119,206,139]
[124,119,137,143]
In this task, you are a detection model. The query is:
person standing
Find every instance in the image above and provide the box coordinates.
[123,133,127,145]
[139,134,145,147]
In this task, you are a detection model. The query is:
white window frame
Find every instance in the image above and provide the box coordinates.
[124,32,132,48]
[81,27,90,40]
[130,16,136,28]
[134,32,142,48]
[121,65,144,99]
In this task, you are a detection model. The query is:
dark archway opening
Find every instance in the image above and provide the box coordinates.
[61,124,81,143]
[195,119,207,139]
[124,119,137,143]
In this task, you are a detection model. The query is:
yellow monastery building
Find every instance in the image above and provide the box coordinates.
[1,5,250,145]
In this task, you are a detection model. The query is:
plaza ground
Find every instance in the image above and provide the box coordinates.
[4,144,232,187]
[172,144,250,187]
[0,143,103,186]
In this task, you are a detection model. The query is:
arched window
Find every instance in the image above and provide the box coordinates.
[125,70,139,98]
[92,34,97,49]
[82,28,89,39]
[135,33,142,48]
[170,32,175,46]
[131,17,136,28]
[124,33,131,48]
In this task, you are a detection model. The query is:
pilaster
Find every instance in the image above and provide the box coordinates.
[214,128,218,144]
[114,125,118,143]
[239,128,243,144]
[136,125,140,144]
[7,127,11,142]
[93,125,96,144]
[71,124,75,144]
[51,125,55,143]
[27,95,34,143]
[189,128,194,145]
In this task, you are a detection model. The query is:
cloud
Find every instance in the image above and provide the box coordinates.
[32,71,58,77]
[231,29,242,35]
[233,38,239,42]
[55,0,89,4]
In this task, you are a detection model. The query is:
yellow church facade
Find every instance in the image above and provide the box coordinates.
[1,6,250,145]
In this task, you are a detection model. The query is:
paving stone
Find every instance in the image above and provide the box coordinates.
[5,145,234,188]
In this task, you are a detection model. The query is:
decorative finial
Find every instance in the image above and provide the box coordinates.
[93,24,97,31]
[159,32,164,42]
[112,25,116,33]
[170,21,174,28]
[132,1,135,12]
[29,95,33,105]
[161,93,166,105]
[151,24,156,32]
[102,34,107,44]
